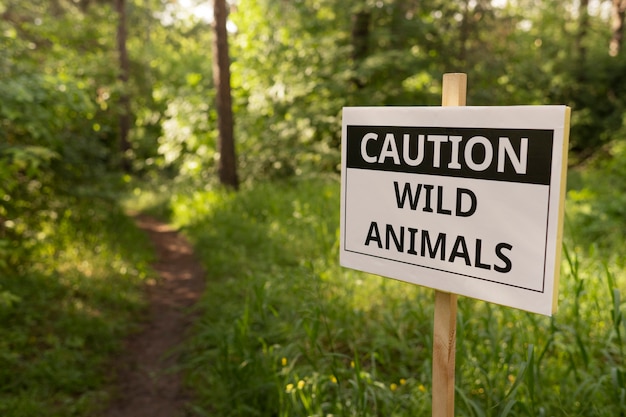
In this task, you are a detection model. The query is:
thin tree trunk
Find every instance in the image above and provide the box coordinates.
[350,10,370,89]
[351,11,370,62]
[459,0,470,65]
[213,0,239,190]
[610,0,626,56]
[116,0,132,172]
[576,0,589,64]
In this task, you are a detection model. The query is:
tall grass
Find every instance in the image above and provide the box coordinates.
[0,199,153,417]
[169,174,624,416]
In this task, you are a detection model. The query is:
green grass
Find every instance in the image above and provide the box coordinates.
[0,200,153,417]
[7,161,618,417]
[163,175,625,416]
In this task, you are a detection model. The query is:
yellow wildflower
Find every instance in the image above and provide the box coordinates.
[281,357,287,367]
[390,383,398,391]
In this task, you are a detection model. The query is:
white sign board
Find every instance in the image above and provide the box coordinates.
[340,106,570,315]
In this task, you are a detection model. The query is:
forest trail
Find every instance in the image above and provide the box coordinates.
[102,214,205,417]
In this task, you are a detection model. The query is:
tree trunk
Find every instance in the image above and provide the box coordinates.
[576,0,589,64]
[115,0,132,172]
[213,0,239,190]
[459,0,470,65]
[350,10,370,89]
[351,11,370,62]
[610,0,626,56]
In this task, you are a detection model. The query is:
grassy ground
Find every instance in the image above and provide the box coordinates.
[0,200,153,417]
[2,159,622,416]
[164,172,625,416]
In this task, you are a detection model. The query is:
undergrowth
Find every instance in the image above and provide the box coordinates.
[0,198,153,417]
[163,172,624,416]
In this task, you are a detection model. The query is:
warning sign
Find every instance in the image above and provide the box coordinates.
[340,106,570,315]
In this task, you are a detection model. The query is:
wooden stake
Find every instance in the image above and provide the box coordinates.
[441,73,467,107]
[432,291,458,417]
[432,73,466,417]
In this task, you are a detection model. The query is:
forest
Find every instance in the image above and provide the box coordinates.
[1,0,626,416]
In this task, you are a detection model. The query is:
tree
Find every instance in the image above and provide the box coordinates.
[350,9,370,88]
[610,0,626,56]
[576,0,589,64]
[213,0,238,189]
[115,0,132,171]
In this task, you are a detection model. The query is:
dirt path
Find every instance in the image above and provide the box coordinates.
[102,214,205,417]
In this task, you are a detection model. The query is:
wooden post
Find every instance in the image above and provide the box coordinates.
[441,73,467,107]
[432,291,458,417]
[432,73,466,417]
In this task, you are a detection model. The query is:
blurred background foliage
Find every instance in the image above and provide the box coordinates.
[3,0,626,193]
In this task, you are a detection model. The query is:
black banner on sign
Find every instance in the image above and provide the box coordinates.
[346,126,554,185]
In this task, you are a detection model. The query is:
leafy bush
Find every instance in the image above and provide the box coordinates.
[1,15,153,415]
[1,22,117,274]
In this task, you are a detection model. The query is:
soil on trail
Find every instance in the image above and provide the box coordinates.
[102,214,205,417]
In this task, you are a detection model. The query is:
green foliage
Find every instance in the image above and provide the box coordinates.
[19,0,609,184]
[129,9,218,178]
[1,0,121,272]
[166,177,625,416]
[565,140,626,256]
[210,0,626,183]
[0,201,153,417]
[0,3,155,415]
[3,0,607,185]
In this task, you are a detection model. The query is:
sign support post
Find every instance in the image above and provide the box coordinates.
[432,73,467,417]
[340,71,570,416]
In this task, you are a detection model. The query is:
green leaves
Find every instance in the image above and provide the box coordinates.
[0,146,58,176]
